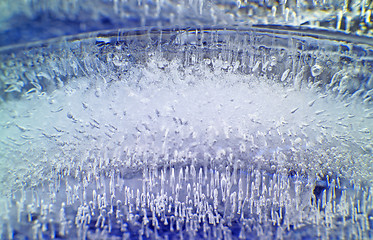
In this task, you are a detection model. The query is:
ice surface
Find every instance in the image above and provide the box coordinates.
[0,28,372,239]
[1,0,372,46]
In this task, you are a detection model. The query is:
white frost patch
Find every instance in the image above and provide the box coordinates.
[0,57,372,195]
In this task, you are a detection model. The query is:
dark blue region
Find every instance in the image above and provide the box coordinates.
[0,14,142,47]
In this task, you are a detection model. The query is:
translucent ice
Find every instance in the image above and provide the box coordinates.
[0,28,372,239]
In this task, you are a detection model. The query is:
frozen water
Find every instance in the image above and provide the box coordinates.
[1,0,372,46]
[0,28,372,239]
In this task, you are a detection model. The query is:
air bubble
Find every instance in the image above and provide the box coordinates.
[311,64,323,77]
